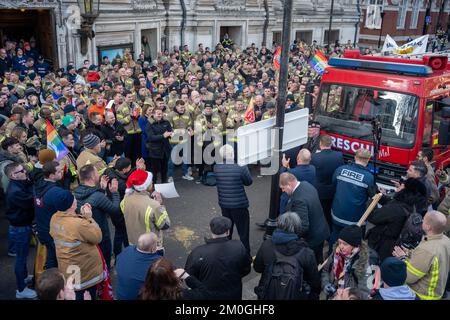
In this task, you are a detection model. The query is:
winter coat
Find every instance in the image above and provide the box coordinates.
[104,167,131,199]
[34,179,64,244]
[280,164,316,186]
[321,241,371,296]
[366,199,411,262]
[185,236,252,300]
[49,210,104,291]
[311,149,344,200]
[5,179,34,227]
[370,286,417,300]
[101,122,128,157]
[145,119,173,159]
[285,181,330,248]
[0,150,23,192]
[138,116,150,158]
[253,229,321,300]
[214,163,253,209]
[76,148,108,176]
[73,184,122,243]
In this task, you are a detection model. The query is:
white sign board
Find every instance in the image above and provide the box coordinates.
[237,108,309,166]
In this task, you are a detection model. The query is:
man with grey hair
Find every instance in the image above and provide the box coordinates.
[393,210,450,300]
[214,144,253,253]
[254,211,321,300]
[115,232,163,300]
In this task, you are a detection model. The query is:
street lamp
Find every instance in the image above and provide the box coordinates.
[263,0,293,239]
[77,0,100,55]
[377,11,385,49]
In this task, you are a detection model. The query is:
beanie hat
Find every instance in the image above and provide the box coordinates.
[210,216,232,235]
[62,115,76,127]
[83,134,100,149]
[380,257,407,287]
[63,104,76,115]
[338,225,362,247]
[53,189,75,212]
[38,148,56,165]
[125,169,153,194]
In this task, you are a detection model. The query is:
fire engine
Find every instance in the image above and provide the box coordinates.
[313,50,450,190]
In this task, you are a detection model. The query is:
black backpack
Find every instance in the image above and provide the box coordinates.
[257,249,307,300]
[396,207,424,250]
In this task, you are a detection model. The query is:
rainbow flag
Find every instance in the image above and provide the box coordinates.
[273,47,281,70]
[46,120,69,161]
[308,50,328,75]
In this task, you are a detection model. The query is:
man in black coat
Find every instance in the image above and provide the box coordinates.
[4,162,37,299]
[280,172,330,264]
[185,216,252,300]
[310,134,344,227]
[145,108,173,183]
[101,111,128,162]
[253,211,321,300]
[214,145,253,253]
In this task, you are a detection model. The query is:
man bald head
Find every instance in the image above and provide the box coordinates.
[423,211,448,235]
[297,148,311,165]
[136,232,158,253]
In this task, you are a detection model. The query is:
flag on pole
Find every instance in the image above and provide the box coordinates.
[381,34,397,53]
[308,50,328,75]
[46,120,69,161]
[244,97,256,124]
[395,35,429,55]
[273,47,281,70]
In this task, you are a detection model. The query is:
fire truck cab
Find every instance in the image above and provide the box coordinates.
[314,50,450,190]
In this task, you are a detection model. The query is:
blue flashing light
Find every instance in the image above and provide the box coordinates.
[328,57,433,76]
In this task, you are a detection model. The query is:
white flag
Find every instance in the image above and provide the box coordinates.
[382,35,398,53]
[395,35,429,55]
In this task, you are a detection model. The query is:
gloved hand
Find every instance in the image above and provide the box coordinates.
[324,283,336,298]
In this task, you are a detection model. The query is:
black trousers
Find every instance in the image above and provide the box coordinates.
[320,198,333,233]
[125,133,142,164]
[150,155,168,183]
[221,207,250,254]
[310,242,324,265]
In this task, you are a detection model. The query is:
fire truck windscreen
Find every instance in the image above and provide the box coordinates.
[315,84,419,149]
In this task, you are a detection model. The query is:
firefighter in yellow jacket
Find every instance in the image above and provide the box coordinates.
[393,210,450,300]
[76,134,112,176]
[121,170,170,247]
[116,92,142,163]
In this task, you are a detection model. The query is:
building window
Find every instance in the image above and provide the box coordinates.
[396,0,408,29]
[410,0,420,29]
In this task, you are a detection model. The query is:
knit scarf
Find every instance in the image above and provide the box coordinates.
[333,247,360,288]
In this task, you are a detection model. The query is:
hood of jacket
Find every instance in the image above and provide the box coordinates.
[0,149,21,163]
[73,184,102,201]
[379,285,416,300]
[34,179,58,197]
[272,229,309,256]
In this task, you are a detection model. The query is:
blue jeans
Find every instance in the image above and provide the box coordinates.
[75,285,97,300]
[10,226,32,291]
[8,225,16,254]
[168,142,189,177]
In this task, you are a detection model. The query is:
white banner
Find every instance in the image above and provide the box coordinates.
[381,34,429,55]
[395,35,429,55]
[365,5,382,29]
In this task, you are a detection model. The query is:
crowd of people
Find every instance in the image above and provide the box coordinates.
[0,33,449,301]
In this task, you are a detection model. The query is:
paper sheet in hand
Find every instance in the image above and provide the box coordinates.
[154,182,179,198]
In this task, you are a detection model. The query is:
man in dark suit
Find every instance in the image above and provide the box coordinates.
[279,172,330,264]
[311,135,344,227]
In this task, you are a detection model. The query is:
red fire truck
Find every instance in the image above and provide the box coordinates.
[314,50,450,190]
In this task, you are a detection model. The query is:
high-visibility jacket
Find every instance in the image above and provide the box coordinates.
[166,110,192,144]
[403,233,450,300]
[76,148,108,176]
[116,102,142,134]
[120,191,170,246]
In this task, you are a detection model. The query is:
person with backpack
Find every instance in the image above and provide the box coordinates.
[34,161,66,269]
[254,211,321,300]
[184,216,251,300]
[366,178,428,264]
[321,225,370,299]
[214,144,253,253]
[392,210,450,300]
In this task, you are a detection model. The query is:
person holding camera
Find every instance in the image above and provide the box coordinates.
[321,225,370,300]
[50,192,104,300]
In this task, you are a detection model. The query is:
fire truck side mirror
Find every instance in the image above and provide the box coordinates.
[438,106,450,145]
